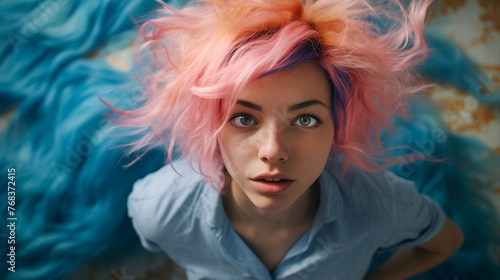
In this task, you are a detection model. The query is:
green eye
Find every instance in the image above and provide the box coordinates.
[294,115,318,127]
[231,115,256,127]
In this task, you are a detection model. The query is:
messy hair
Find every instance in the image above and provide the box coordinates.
[113,0,432,189]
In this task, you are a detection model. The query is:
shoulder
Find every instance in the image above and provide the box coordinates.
[324,157,418,206]
[127,158,207,242]
[322,157,445,250]
[321,157,430,234]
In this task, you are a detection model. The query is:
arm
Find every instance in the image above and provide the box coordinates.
[365,215,464,280]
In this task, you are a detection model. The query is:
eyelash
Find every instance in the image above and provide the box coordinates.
[229,114,256,128]
[228,113,323,129]
[294,113,323,129]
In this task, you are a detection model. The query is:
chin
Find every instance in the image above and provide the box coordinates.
[250,196,293,213]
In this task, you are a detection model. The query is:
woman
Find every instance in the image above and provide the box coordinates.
[124,0,464,279]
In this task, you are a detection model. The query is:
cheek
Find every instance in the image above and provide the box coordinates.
[303,140,331,160]
[217,131,233,165]
[217,129,252,174]
[296,130,334,165]
[219,128,258,155]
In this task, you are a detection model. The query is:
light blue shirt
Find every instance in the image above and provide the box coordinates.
[128,157,445,280]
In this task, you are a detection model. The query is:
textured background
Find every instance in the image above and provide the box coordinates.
[427,0,500,152]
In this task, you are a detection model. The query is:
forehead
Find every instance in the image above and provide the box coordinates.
[238,61,332,108]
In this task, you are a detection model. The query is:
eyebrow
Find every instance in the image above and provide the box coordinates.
[236,100,262,111]
[236,99,328,112]
[288,99,329,112]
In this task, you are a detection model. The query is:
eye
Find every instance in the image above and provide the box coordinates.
[230,114,257,127]
[293,115,319,128]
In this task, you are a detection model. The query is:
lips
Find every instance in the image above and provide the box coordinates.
[253,173,293,181]
[251,174,293,194]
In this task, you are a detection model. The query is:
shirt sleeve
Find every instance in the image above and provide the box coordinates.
[127,159,205,254]
[130,219,164,252]
[378,171,446,251]
[128,174,164,253]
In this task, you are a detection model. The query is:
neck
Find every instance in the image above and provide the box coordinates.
[222,178,320,230]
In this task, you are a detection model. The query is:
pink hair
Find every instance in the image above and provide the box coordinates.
[111,0,432,189]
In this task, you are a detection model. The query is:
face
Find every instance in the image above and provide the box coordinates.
[217,60,335,213]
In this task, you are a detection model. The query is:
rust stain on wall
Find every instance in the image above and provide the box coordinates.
[438,0,468,15]
[136,258,187,280]
[483,64,500,72]
[471,26,493,45]
[430,1,500,45]
[492,75,500,86]
[471,0,500,45]
[438,91,496,133]
[478,0,500,33]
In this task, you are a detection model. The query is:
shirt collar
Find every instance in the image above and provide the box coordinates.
[282,158,344,261]
[199,178,273,279]
[196,159,344,279]
[313,158,344,228]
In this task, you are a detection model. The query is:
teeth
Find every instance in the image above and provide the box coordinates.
[264,178,281,182]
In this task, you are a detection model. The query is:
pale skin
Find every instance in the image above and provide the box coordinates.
[217,61,464,277]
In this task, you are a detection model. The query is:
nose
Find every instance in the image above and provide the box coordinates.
[257,124,289,163]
